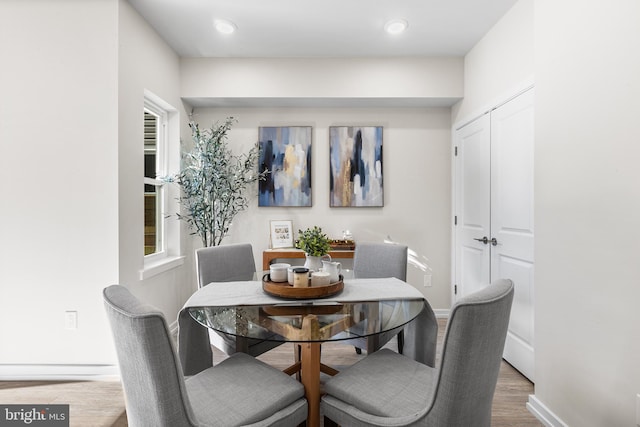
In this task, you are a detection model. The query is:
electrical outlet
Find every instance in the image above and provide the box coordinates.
[65,311,78,330]
[423,274,432,287]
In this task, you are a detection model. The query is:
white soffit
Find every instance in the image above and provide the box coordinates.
[182,97,461,108]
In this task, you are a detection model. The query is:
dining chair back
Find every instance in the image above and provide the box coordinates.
[428,278,514,425]
[104,285,194,426]
[321,279,515,427]
[194,243,283,357]
[195,243,256,287]
[350,242,408,354]
[103,285,307,427]
[353,242,407,281]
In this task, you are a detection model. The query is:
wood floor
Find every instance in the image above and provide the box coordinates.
[0,319,541,426]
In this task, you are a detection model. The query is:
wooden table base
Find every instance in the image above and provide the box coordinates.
[283,314,343,427]
[300,342,322,427]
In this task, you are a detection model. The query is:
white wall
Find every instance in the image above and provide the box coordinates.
[118,0,192,330]
[189,107,453,307]
[0,1,119,367]
[0,0,193,376]
[456,0,640,424]
[534,1,640,425]
[452,0,534,125]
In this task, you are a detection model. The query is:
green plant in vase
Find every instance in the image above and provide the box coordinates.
[296,226,331,271]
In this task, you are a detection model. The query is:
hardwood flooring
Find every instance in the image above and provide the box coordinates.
[0,319,541,426]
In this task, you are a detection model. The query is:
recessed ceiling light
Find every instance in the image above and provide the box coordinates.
[384,19,408,35]
[214,19,237,35]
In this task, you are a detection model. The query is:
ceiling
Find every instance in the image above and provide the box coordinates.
[127,0,519,58]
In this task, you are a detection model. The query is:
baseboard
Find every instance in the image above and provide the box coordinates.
[0,364,120,381]
[433,309,449,318]
[527,395,568,427]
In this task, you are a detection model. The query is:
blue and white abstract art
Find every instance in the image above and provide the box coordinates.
[259,126,312,207]
[330,126,383,207]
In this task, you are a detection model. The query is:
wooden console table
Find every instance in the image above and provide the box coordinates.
[262,249,354,270]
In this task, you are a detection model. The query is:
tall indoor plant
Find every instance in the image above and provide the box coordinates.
[166,117,267,247]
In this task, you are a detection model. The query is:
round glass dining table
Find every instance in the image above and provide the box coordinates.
[188,298,426,427]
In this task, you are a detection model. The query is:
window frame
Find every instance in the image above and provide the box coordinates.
[140,91,184,279]
[143,105,167,261]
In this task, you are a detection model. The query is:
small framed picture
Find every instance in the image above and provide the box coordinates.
[270,220,294,249]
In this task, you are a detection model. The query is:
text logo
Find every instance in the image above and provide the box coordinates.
[0,405,69,426]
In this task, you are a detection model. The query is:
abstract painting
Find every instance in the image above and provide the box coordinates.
[330,126,383,207]
[258,126,312,207]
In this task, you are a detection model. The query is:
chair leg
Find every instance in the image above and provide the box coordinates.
[294,344,301,381]
[397,330,404,354]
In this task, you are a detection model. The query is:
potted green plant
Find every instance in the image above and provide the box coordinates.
[164,117,268,247]
[296,226,331,271]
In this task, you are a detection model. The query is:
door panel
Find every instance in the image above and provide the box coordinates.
[454,114,491,298]
[453,88,535,381]
[491,90,535,257]
[461,246,488,296]
[495,254,534,344]
[491,88,535,381]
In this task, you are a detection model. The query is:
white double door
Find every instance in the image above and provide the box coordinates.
[453,88,535,381]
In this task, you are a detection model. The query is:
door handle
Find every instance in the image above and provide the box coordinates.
[473,236,498,245]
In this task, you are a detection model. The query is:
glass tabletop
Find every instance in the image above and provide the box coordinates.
[188,299,425,343]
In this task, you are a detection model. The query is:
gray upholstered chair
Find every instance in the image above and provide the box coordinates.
[321,279,514,427]
[353,242,408,281]
[195,243,256,287]
[103,285,307,427]
[195,243,283,357]
[349,242,409,354]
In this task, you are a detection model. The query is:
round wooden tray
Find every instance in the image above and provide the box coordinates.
[262,274,344,299]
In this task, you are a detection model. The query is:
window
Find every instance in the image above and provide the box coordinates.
[141,91,183,278]
[143,105,166,257]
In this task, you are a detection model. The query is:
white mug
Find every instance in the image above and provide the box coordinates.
[287,267,296,285]
[321,260,342,283]
[270,263,290,282]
